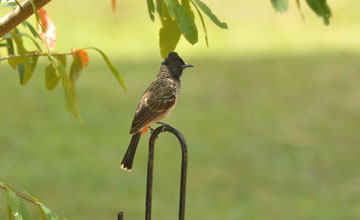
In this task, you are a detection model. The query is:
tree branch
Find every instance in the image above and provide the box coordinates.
[0,52,73,62]
[0,184,41,205]
[0,0,52,38]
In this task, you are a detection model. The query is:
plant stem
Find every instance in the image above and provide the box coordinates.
[0,184,41,205]
[14,0,23,10]
[0,52,74,62]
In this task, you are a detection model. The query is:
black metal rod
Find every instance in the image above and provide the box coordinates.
[145,123,188,220]
[117,211,124,220]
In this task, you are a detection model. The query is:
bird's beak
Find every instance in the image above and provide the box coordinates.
[182,63,194,69]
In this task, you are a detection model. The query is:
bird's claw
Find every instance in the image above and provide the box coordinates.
[148,126,160,140]
[149,122,170,139]
[148,126,155,135]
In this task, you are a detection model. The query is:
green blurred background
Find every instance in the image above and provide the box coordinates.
[1,0,360,219]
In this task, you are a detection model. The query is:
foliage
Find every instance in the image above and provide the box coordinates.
[271,0,332,25]
[148,0,228,57]
[271,0,288,13]
[0,2,126,122]
[0,0,18,7]
[0,183,66,220]
[0,0,333,121]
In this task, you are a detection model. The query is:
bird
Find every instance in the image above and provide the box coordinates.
[120,52,193,171]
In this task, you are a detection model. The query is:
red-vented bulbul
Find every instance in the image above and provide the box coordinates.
[121,52,193,171]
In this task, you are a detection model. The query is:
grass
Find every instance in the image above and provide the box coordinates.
[1,0,360,219]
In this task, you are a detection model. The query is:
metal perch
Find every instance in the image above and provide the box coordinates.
[119,122,188,220]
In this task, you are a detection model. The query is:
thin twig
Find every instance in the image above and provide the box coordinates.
[16,192,41,205]
[0,52,73,61]
[14,0,23,10]
[0,184,41,205]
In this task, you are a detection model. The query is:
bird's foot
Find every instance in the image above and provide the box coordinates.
[148,126,155,135]
[149,122,170,138]
[149,126,161,139]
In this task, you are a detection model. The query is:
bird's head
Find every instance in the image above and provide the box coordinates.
[162,52,193,78]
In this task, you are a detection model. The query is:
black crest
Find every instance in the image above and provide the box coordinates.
[162,52,192,79]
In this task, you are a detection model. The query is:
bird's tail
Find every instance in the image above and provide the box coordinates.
[121,132,142,171]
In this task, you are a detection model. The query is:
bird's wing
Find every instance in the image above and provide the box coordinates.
[130,78,178,133]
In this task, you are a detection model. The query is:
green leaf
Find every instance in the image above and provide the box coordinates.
[6,38,14,55]
[39,203,60,220]
[20,191,39,202]
[3,32,12,39]
[55,55,66,68]
[7,204,12,220]
[22,21,41,39]
[8,52,38,85]
[22,54,39,85]
[10,32,31,79]
[156,0,162,15]
[162,0,175,18]
[45,63,60,91]
[191,1,208,47]
[55,59,82,122]
[18,64,25,84]
[192,0,228,29]
[147,0,155,21]
[8,57,22,69]
[305,0,331,25]
[181,0,194,20]
[164,0,198,44]
[6,190,22,220]
[10,32,27,63]
[159,21,181,58]
[39,206,46,220]
[8,49,39,85]
[8,47,38,85]
[19,199,33,220]
[17,33,42,52]
[69,53,83,87]
[271,0,288,13]
[83,47,127,90]
[159,3,181,58]
[29,0,40,26]
[0,0,17,7]
[29,0,46,32]
[44,54,81,122]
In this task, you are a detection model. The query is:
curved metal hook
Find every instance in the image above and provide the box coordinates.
[117,211,124,220]
[146,123,188,220]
